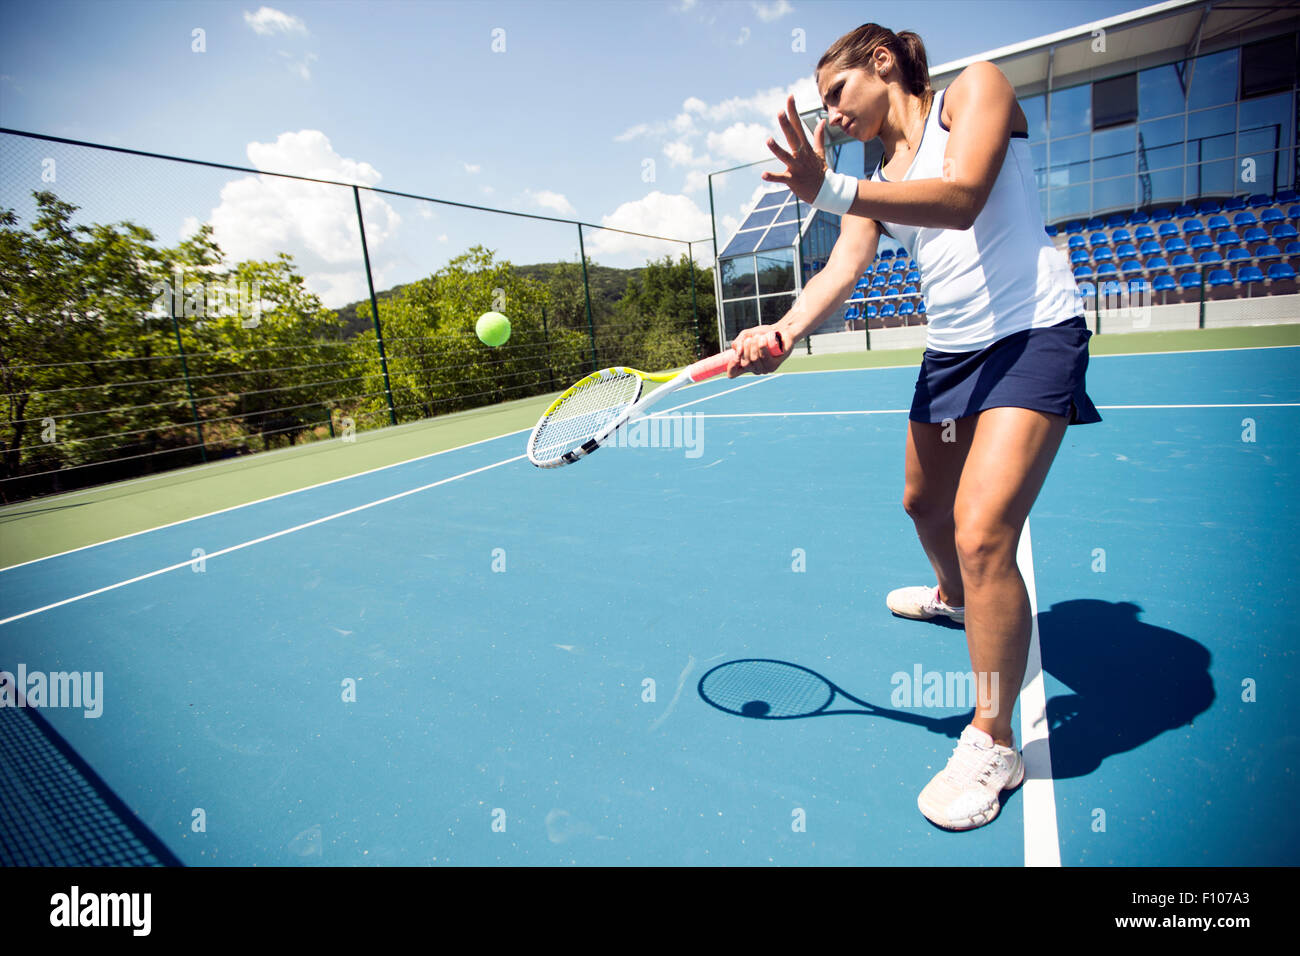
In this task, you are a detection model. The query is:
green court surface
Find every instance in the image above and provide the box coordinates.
[2,323,1297,569]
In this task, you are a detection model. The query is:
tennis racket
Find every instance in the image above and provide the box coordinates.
[526,331,784,468]
[698,658,965,734]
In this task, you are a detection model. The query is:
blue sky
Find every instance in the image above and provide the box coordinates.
[1,0,1146,307]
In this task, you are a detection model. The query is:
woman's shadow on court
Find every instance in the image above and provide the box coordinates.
[1032,598,1215,779]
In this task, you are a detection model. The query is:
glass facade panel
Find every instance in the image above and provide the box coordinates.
[1187,160,1235,195]
[1139,63,1186,120]
[1188,49,1238,110]
[1050,133,1090,169]
[720,229,763,257]
[1142,143,1183,170]
[1049,183,1090,221]
[756,221,799,251]
[1239,91,1292,155]
[1093,176,1135,211]
[759,293,796,325]
[1022,94,1047,142]
[1050,84,1091,138]
[1141,167,1184,204]
[1094,152,1134,180]
[1139,114,1184,148]
[755,249,795,296]
[722,298,759,342]
[720,256,757,299]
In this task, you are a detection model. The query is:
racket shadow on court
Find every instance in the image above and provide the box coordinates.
[698,658,971,738]
[1033,598,1214,779]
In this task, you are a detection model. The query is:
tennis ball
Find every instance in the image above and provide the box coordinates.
[476,311,511,347]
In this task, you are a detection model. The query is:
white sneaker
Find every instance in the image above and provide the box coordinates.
[886,584,965,623]
[917,725,1025,830]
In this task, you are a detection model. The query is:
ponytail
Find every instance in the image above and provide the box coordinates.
[817,24,933,112]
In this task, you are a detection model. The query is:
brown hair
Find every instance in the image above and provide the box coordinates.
[817,24,933,114]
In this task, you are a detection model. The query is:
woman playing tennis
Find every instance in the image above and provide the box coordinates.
[729,23,1100,830]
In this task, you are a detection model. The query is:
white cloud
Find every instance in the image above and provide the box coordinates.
[463,162,481,174]
[662,140,713,169]
[682,169,712,195]
[523,189,576,216]
[244,6,307,35]
[614,122,653,143]
[184,130,400,308]
[586,191,712,262]
[278,50,318,80]
[752,0,793,22]
[682,97,707,114]
[707,122,777,164]
[736,27,751,46]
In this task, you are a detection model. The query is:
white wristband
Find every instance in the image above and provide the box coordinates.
[812,169,857,215]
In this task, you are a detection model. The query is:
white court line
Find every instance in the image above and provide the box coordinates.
[0,455,525,627]
[1016,518,1061,868]
[678,402,1299,420]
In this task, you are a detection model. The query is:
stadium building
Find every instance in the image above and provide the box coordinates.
[713,0,1300,349]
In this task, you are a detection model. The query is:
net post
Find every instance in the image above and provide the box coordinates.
[353,185,397,426]
[167,290,207,463]
[687,241,702,360]
[577,224,599,371]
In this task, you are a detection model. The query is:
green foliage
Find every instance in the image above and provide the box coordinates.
[0,192,717,500]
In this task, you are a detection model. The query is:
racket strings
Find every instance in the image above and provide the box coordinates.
[530,370,641,462]
[700,661,835,718]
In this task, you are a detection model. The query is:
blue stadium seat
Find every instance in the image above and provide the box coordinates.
[898,301,915,316]
[1190,234,1214,252]
[1115,242,1138,259]
[1111,228,1132,244]
[1216,230,1241,247]
[1076,280,1096,299]
[1089,231,1110,248]
[1065,219,1085,234]
[905,270,921,283]
[1225,247,1251,263]
[1288,205,1300,221]
[1183,219,1205,236]
[1045,224,1060,237]
[1261,207,1285,225]
[1094,246,1115,261]
[1128,212,1150,227]
[1273,224,1299,242]
[1145,256,1170,271]
[845,305,861,320]
[1233,211,1259,228]
[1158,222,1180,239]
[1286,242,1300,257]
[1151,207,1173,222]
[880,303,897,317]
[1206,215,1231,231]
[1175,204,1197,218]
[1243,227,1270,244]
[1087,216,1106,230]
[1277,189,1298,204]
[871,275,887,288]
[1152,274,1177,293]
[1237,266,1266,288]
[879,248,895,259]
[1248,194,1272,208]
[1139,239,1162,256]
[886,285,901,296]
[903,284,919,296]
[1134,224,1156,241]
[1178,272,1202,290]
[1068,234,1086,250]
[855,278,870,290]
[868,288,882,298]
[1171,253,1196,269]
[1099,279,1124,299]
[1198,199,1222,215]
[866,304,878,319]
[916,300,926,315]
[1207,269,1234,287]
[1164,237,1188,254]
[1096,262,1119,278]
[1224,195,1248,212]
[1267,263,1297,280]
[1073,265,1094,279]
[1106,213,1127,228]
[1120,259,1144,274]
[1255,244,1282,261]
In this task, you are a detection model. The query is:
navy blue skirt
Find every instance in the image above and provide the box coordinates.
[910,316,1102,425]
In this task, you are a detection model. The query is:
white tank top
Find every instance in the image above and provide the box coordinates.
[869,87,1083,352]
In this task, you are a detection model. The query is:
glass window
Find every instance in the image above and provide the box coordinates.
[1139,63,1187,120]
[1093,125,1135,161]
[755,191,785,209]
[1141,143,1184,170]
[757,222,799,251]
[721,229,763,258]
[1186,105,1237,161]
[1140,167,1183,205]
[835,139,864,177]
[1093,177,1135,212]
[1187,160,1235,197]
[1050,133,1090,167]
[1094,73,1138,129]
[1049,183,1090,222]
[1138,114,1184,149]
[741,207,779,229]
[1021,95,1047,142]
[1188,49,1238,111]
[1029,141,1046,172]
[722,298,759,342]
[773,200,804,224]
[759,293,796,325]
[755,249,795,295]
[1239,91,1292,156]
[721,256,757,299]
[1236,153,1279,196]
[1094,152,1134,180]
[1241,34,1297,98]
[1049,84,1091,138]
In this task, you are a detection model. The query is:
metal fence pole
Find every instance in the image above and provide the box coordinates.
[541,305,556,390]
[576,224,599,371]
[353,186,397,426]
[167,293,207,463]
[687,241,702,359]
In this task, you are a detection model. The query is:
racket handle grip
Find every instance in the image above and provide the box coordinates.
[688,331,785,383]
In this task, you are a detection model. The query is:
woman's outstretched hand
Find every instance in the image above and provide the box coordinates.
[762,94,829,205]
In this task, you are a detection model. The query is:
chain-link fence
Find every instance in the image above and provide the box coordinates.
[0,129,716,501]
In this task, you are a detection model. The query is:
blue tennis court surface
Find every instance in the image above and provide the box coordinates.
[1,346,1296,866]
